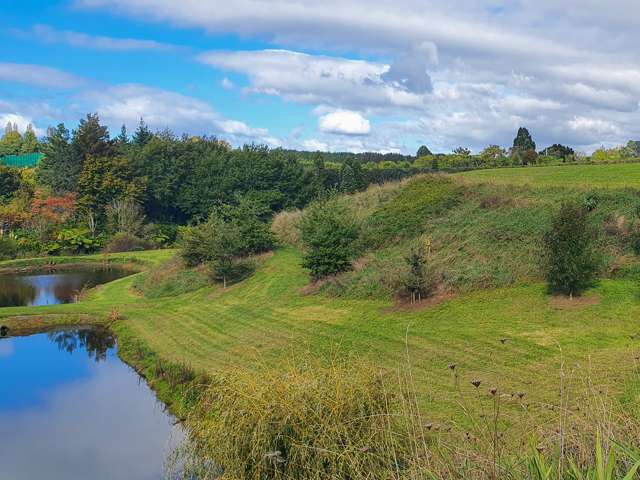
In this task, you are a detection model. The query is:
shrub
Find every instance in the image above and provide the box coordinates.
[102,232,154,253]
[543,201,600,296]
[52,228,102,254]
[0,237,18,260]
[299,196,360,280]
[183,360,415,480]
[271,209,303,247]
[402,241,434,303]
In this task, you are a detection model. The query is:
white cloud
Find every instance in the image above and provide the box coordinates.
[23,24,180,52]
[0,63,86,89]
[198,49,427,111]
[221,77,234,90]
[78,83,276,145]
[318,110,370,136]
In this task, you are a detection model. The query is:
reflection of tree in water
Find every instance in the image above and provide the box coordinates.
[0,277,36,307]
[48,328,116,362]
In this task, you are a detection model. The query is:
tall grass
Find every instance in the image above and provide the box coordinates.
[171,349,640,480]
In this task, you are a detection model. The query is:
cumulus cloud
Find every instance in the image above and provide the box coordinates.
[43,0,640,150]
[77,83,276,145]
[0,62,86,89]
[198,49,427,112]
[318,110,371,135]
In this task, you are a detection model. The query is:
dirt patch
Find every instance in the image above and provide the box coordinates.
[386,289,456,313]
[548,294,601,310]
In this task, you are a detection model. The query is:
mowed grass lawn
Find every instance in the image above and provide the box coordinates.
[459,163,640,188]
[3,248,640,420]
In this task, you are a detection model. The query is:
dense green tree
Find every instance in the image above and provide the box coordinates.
[416,145,432,157]
[37,124,76,193]
[299,196,360,279]
[339,159,366,193]
[0,123,22,156]
[20,124,38,154]
[77,155,144,222]
[540,144,575,160]
[0,165,21,201]
[72,113,111,160]
[116,124,129,147]
[453,146,471,156]
[543,201,599,296]
[403,244,432,304]
[512,127,536,154]
[132,118,153,147]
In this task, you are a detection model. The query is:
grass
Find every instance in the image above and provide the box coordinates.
[3,247,640,422]
[458,163,640,189]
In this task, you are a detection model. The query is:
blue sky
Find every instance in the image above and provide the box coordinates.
[2,0,640,153]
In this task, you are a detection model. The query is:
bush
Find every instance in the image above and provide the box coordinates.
[102,232,154,253]
[271,209,303,247]
[543,201,600,296]
[51,228,102,254]
[0,237,18,260]
[299,196,360,280]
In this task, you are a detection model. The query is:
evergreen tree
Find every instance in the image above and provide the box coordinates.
[339,159,366,193]
[20,124,38,154]
[116,124,129,145]
[0,123,22,156]
[512,127,536,154]
[132,118,153,147]
[37,124,77,193]
[72,113,111,160]
[543,201,599,297]
[417,145,432,157]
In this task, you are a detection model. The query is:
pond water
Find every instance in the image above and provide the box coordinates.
[0,268,131,307]
[0,328,183,479]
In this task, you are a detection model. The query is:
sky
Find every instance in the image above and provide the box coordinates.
[1,0,640,154]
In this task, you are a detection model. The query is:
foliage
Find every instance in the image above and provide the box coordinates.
[512,126,536,154]
[543,201,600,296]
[402,241,433,303]
[132,258,211,298]
[540,143,575,160]
[416,145,432,157]
[102,232,154,253]
[106,197,146,236]
[37,123,76,193]
[77,155,144,219]
[299,195,360,279]
[50,227,101,254]
[0,165,21,201]
[339,159,366,193]
[0,237,18,260]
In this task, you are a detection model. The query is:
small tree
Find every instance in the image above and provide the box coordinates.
[416,145,432,157]
[543,201,599,297]
[299,196,360,280]
[403,243,432,304]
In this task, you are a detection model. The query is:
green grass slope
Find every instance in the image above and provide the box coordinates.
[458,162,640,188]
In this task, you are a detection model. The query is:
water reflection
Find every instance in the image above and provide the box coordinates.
[0,268,131,307]
[0,329,183,479]
[48,327,116,362]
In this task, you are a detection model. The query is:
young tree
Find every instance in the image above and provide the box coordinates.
[403,243,432,304]
[0,123,22,156]
[299,196,360,279]
[543,201,599,297]
[339,159,366,193]
[106,197,146,236]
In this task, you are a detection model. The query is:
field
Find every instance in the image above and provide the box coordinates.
[459,162,640,188]
[4,167,640,473]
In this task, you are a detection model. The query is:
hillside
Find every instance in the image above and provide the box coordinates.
[4,171,640,422]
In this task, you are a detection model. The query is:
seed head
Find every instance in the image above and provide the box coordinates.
[471,379,482,388]
[448,363,457,371]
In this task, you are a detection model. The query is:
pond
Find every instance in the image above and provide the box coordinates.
[0,328,183,479]
[0,267,131,307]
